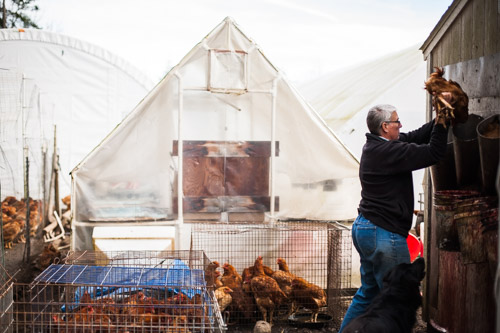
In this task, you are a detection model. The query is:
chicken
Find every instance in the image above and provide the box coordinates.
[1,203,16,216]
[242,267,253,294]
[204,261,221,289]
[94,297,120,318]
[67,292,113,328]
[262,264,275,277]
[2,220,22,249]
[188,292,211,327]
[250,256,288,324]
[221,262,242,290]
[122,291,155,317]
[272,258,295,315]
[214,270,224,288]
[254,320,272,333]
[227,284,258,324]
[425,67,469,126]
[165,315,189,333]
[291,276,327,322]
[62,194,71,210]
[215,286,233,312]
[165,292,190,316]
[37,243,61,270]
[242,261,275,293]
[1,213,11,223]
[2,196,17,206]
[11,197,26,211]
[272,258,294,295]
[14,200,41,237]
[12,217,26,244]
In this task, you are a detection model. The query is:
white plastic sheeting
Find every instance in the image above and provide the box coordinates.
[300,46,428,207]
[0,71,52,200]
[0,29,155,198]
[300,46,426,158]
[71,17,361,250]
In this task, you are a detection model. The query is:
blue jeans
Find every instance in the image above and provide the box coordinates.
[338,213,410,332]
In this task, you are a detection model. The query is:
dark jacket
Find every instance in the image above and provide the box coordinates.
[358,120,447,236]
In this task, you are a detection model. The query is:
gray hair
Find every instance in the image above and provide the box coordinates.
[367,104,397,135]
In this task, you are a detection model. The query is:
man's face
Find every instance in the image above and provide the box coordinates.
[384,111,402,140]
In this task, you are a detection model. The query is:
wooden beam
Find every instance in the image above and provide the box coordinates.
[173,196,279,213]
[172,140,279,157]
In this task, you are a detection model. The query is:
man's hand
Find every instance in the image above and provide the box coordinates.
[435,113,448,127]
[434,92,453,127]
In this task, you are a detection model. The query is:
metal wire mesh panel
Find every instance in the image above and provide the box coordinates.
[62,250,212,269]
[12,250,225,332]
[191,221,351,328]
[1,277,14,333]
[327,224,353,327]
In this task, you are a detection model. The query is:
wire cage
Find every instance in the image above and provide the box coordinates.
[190,221,352,328]
[12,250,226,332]
[1,269,15,333]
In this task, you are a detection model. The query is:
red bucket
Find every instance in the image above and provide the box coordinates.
[407,233,423,262]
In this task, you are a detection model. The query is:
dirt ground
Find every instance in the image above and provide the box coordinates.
[1,226,70,284]
[220,307,428,332]
[2,232,46,283]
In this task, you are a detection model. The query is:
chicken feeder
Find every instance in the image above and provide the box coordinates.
[477,114,500,195]
[452,114,483,187]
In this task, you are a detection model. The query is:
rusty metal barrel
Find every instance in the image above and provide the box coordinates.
[455,209,485,264]
[477,114,499,195]
[433,190,480,251]
[481,207,499,278]
[454,199,497,264]
[430,128,457,191]
[452,114,483,187]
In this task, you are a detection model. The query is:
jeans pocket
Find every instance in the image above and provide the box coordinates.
[353,223,377,257]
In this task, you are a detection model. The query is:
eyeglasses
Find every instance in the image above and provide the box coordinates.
[384,120,401,125]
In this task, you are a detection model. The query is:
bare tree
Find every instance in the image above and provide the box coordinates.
[1,0,40,29]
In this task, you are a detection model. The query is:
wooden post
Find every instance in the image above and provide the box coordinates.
[53,126,60,218]
[42,143,48,227]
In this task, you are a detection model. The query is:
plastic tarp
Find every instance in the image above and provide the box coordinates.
[71,17,361,250]
[0,71,52,200]
[0,29,155,198]
[300,46,428,209]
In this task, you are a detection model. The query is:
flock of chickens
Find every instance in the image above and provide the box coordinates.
[1,196,43,249]
[208,256,327,326]
[51,290,208,332]
[46,256,325,332]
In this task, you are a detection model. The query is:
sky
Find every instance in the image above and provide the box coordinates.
[34,0,453,84]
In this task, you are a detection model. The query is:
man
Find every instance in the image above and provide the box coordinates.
[338,102,449,332]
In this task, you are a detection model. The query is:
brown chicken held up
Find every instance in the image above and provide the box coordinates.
[424,67,469,126]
